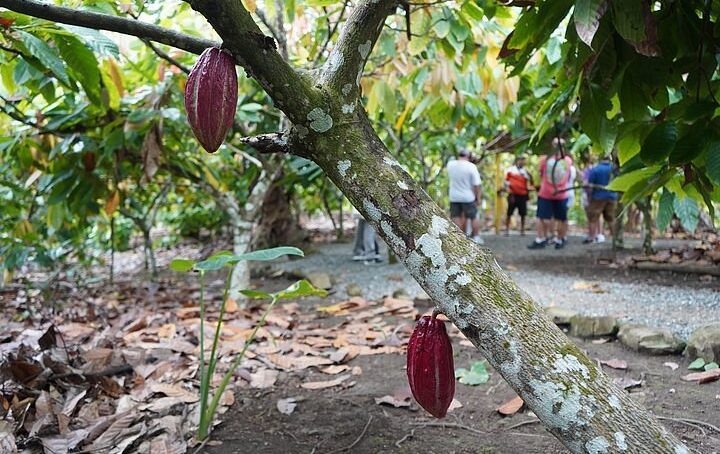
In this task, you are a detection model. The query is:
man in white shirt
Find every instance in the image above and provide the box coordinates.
[447,149,483,243]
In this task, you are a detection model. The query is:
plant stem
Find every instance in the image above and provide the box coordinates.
[198,271,209,439]
[203,296,281,430]
[207,269,234,385]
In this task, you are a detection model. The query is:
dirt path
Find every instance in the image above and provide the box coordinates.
[274,234,720,339]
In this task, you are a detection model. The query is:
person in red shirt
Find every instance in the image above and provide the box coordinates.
[504,155,533,236]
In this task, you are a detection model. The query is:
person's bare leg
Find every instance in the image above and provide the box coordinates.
[452,216,464,231]
[558,220,568,240]
[520,216,526,236]
[471,217,480,237]
[505,215,511,235]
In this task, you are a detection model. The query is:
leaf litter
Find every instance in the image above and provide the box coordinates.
[0,276,429,452]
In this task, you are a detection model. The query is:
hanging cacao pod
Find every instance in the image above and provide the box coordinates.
[184,47,238,153]
[406,315,455,418]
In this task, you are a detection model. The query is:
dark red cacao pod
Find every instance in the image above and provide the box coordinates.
[407,315,455,418]
[184,47,238,153]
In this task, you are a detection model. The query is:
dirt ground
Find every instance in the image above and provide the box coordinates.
[204,275,720,454]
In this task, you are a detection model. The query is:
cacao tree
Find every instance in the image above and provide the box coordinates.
[0,0,702,452]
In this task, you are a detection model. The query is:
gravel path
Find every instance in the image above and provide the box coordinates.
[274,234,720,339]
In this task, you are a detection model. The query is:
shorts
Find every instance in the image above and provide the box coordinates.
[587,198,617,223]
[450,202,477,219]
[536,197,568,221]
[507,194,528,217]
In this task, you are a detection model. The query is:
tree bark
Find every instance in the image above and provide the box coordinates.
[1,0,690,451]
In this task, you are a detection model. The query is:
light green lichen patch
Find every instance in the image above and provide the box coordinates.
[337,160,351,177]
[585,436,610,454]
[358,40,372,59]
[608,395,622,411]
[613,432,627,451]
[397,181,409,190]
[342,103,355,114]
[307,108,333,133]
[342,83,353,97]
[362,199,382,222]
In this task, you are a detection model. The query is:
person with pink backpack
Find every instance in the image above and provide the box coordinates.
[528,139,575,250]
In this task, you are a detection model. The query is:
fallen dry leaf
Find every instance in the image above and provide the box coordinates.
[267,354,333,370]
[150,383,198,403]
[591,338,610,344]
[375,395,411,408]
[663,362,679,371]
[681,369,720,384]
[300,374,350,390]
[277,397,298,415]
[600,359,628,370]
[447,398,463,413]
[496,396,524,416]
[612,377,642,390]
[321,365,350,375]
[249,369,279,388]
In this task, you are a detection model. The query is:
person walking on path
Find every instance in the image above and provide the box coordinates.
[447,149,484,244]
[581,158,599,243]
[585,155,618,243]
[528,139,574,250]
[504,155,533,236]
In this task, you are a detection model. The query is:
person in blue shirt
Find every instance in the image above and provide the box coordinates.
[585,156,618,243]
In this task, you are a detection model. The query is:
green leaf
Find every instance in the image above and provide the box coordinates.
[234,246,304,262]
[704,362,719,371]
[433,20,451,39]
[461,2,484,22]
[579,85,617,154]
[669,132,704,166]
[655,189,674,232]
[574,0,608,47]
[673,196,699,232]
[611,1,645,43]
[408,36,429,56]
[274,279,327,300]
[456,361,489,385]
[17,30,70,85]
[639,122,678,165]
[606,166,661,192]
[170,258,195,272]
[688,358,705,370]
[55,35,102,105]
[705,140,720,185]
[58,24,120,58]
[195,251,234,271]
[619,75,648,121]
[240,289,273,299]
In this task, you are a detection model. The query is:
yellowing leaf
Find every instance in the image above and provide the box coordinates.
[394,104,410,131]
[105,191,120,215]
[242,0,256,13]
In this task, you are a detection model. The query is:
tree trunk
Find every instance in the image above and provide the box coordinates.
[229,214,252,293]
[252,168,305,248]
[640,197,654,256]
[299,110,686,452]
[613,202,625,251]
[142,229,157,277]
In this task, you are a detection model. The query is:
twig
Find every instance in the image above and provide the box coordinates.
[326,415,373,453]
[408,421,487,436]
[658,415,720,435]
[192,436,211,454]
[505,418,540,430]
[394,428,416,448]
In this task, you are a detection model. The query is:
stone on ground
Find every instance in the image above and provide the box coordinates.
[569,315,618,338]
[684,323,720,362]
[305,272,332,290]
[544,307,578,326]
[618,324,685,354]
[345,283,363,297]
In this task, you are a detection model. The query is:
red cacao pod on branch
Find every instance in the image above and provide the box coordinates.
[184,47,238,153]
[407,315,455,418]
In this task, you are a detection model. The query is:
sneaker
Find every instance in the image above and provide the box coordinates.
[582,237,594,244]
[595,234,606,244]
[472,235,485,245]
[527,239,547,249]
[352,254,367,261]
[555,238,567,249]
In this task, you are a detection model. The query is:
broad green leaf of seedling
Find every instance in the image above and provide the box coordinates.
[688,358,705,370]
[169,258,195,272]
[274,279,327,300]
[456,361,490,385]
[704,362,719,371]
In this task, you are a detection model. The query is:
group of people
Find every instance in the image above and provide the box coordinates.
[351,140,618,262]
[500,140,618,249]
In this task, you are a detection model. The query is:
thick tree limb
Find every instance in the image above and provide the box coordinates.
[186,0,322,125]
[318,0,400,94]
[0,0,217,54]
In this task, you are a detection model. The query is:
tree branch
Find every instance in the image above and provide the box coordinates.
[186,0,322,125]
[0,0,217,55]
[142,39,191,74]
[318,0,400,95]
[239,133,291,154]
